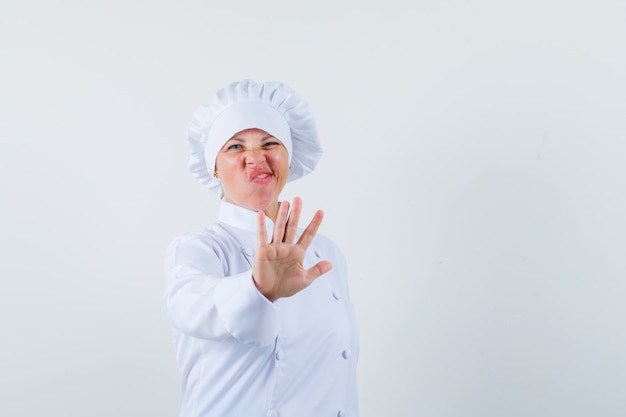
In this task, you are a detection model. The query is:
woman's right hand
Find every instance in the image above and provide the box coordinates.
[252,197,332,302]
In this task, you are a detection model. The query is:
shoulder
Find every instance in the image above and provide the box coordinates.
[311,232,347,264]
[166,227,215,252]
[311,231,338,249]
[164,224,236,263]
[164,224,249,279]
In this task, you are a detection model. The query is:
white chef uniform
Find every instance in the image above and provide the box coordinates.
[164,201,359,417]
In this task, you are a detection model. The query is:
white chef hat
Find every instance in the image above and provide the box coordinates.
[187,79,324,195]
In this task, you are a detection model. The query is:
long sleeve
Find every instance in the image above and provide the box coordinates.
[163,232,278,347]
[164,201,359,417]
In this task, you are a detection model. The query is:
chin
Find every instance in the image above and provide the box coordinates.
[228,196,276,213]
[249,200,276,212]
[224,186,281,212]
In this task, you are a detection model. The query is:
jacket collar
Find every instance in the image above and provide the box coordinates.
[218,200,276,237]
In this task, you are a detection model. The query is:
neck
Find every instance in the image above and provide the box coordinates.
[262,201,280,222]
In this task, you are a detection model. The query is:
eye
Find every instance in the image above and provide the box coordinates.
[263,141,280,148]
[226,143,242,150]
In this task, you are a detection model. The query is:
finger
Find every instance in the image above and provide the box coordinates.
[284,197,302,243]
[256,210,269,248]
[271,201,290,243]
[305,260,333,282]
[296,209,324,250]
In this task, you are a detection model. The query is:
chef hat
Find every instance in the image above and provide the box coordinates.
[187,79,324,195]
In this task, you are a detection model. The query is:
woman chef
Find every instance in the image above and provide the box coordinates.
[163,79,359,417]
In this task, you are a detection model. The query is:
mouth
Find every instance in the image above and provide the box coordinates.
[250,170,273,184]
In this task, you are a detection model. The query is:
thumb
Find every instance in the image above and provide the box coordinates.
[305,260,333,282]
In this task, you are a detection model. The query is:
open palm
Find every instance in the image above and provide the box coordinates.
[253,197,332,302]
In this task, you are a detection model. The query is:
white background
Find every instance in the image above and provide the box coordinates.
[2,1,625,416]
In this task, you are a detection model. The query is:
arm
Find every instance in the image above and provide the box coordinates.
[163,234,278,347]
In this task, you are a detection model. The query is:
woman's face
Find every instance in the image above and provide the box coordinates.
[215,128,290,219]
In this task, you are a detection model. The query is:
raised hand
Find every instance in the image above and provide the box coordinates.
[252,197,332,302]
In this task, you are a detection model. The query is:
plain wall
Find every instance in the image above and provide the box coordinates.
[1,1,625,416]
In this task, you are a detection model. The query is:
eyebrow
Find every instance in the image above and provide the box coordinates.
[226,134,274,142]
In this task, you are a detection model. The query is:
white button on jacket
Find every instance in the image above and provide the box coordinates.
[164,201,359,417]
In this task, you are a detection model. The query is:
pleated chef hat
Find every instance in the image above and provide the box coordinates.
[187,79,324,195]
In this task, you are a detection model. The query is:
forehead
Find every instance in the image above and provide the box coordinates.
[228,128,271,140]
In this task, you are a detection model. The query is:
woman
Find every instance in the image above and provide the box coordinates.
[163,80,359,417]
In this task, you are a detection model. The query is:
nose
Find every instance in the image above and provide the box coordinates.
[244,147,266,166]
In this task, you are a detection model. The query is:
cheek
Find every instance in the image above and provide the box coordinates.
[216,155,239,173]
[273,158,290,177]
[273,150,290,171]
